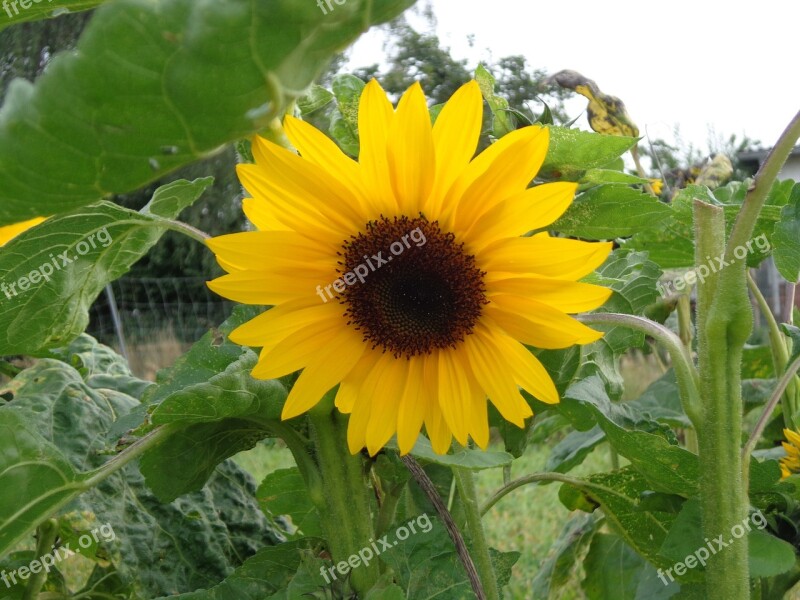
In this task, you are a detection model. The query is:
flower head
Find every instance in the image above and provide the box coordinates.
[780,428,800,478]
[207,80,613,455]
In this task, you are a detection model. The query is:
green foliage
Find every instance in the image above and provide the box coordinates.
[0,339,281,596]
[0,0,413,225]
[0,189,210,355]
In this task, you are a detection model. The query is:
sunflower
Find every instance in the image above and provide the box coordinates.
[207,80,613,456]
[0,217,46,247]
[780,428,800,478]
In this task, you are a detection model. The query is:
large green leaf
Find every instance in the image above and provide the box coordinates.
[0,345,281,596]
[0,193,209,355]
[772,183,800,282]
[0,0,414,224]
[582,533,678,600]
[154,539,326,600]
[552,185,672,239]
[532,512,600,599]
[558,467,676,569]
[540,127,637,180]
[257,467,323,540]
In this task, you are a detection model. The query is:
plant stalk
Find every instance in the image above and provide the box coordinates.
[308,403,380,595]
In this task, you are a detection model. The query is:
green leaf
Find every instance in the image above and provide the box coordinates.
[0,0,413,224]
[395,436,513,470]
[328,74,366,155]
[141,177,214,219]
[582,533,678,600]
[142,305,264,409]
[558,467,675,569]
[582,168,649,185]
[552,185,672,239]
[627,370,692,429]
[660,499,795,579]
[540,127,637,180]
[475,64,514,138]
[298,85,335,116]
[772,184,800,282]
[0,0,101,29]
[0,202,181,355]
[544,426,606,474]
[578,249,663,399]
[0,409,84,555]
[141,351,288,503]
[748,529,797,578]
[782,323,800,366]
[531,512,600,599]
[1,349,281,595]
[155,539,325,600]
[256,467,323,539]
[379,518,518,599]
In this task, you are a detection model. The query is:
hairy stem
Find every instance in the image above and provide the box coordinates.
[578,312,701,427]
[453,465,500,600]
[308,403,379,594]
[694,197,749,599]
[401,455,486,600]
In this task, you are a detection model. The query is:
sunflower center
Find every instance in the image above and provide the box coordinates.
[339,216,487,358]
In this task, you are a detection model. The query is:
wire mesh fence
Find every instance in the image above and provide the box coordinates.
[88,276,235,379]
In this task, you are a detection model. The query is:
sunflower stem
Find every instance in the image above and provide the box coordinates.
[578,312,701,428]
[747,271,800,428]
[452,463,500,600]
[694,198,750,599]
[308,399,380,595]
[401,455,487,600]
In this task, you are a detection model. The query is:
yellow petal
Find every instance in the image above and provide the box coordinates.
[387,82,435,215]
[206,231,336,273]
[207,269,327,305]
[486,274,613,313]
[422,351,453,454]
[397,357,426,455]
[283,114,373,215]
[450,126,549,233]
[241,197,290,232]
[0,217,46,246]
[480,234,613,280]
[229,297,340,349]
[463,182,578,248]
[485,324,559,404]
[428,80,483,215]
[486,301,604,348]
[437,349,471,446]
[253,314,347,379]
[346,351,394,453]
[463,326,533,427]
[251,136,367,231]
[237,164,342,240]
[280,327,366,420]
[358,79,397,215]
[366,358,408,455]
[336,351,381,414]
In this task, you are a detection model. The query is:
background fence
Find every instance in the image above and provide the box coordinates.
[87,276,235,379]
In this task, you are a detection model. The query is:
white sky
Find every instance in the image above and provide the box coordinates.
[346,0,799,152]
